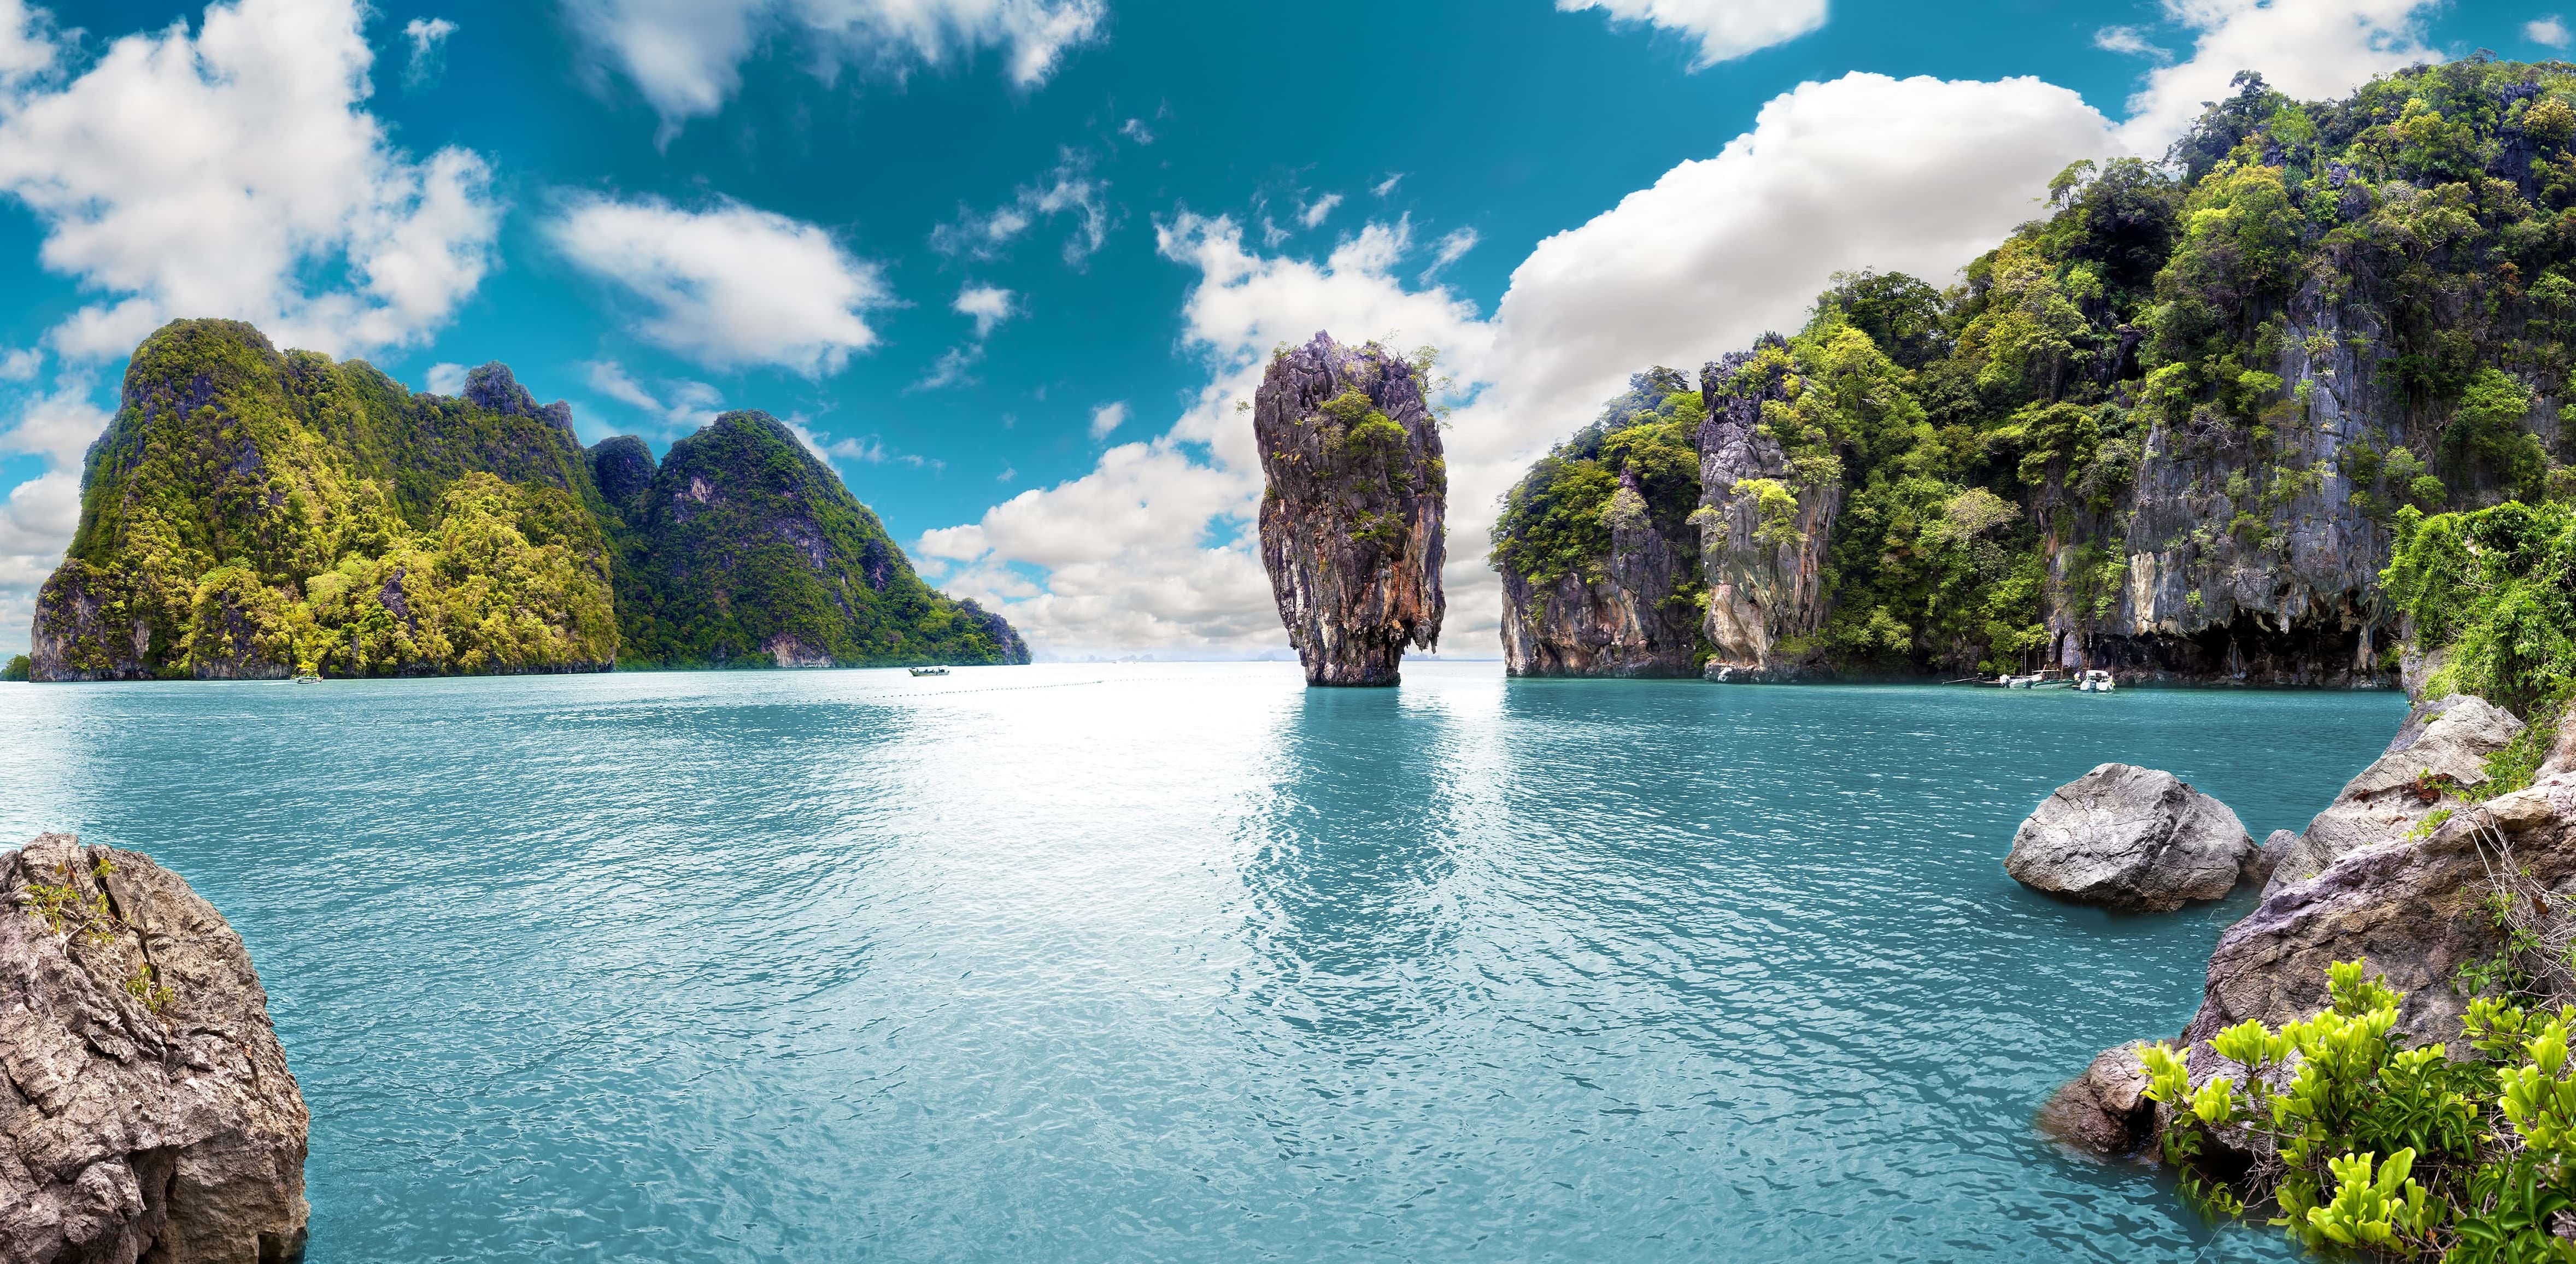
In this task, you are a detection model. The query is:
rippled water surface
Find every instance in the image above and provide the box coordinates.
[0,663,2409,1261]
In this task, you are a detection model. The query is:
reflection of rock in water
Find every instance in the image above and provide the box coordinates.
[1231,690,1462,1031]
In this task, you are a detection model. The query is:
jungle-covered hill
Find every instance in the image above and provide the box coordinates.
[30,319,1026,680]
[1493,58,2576,684]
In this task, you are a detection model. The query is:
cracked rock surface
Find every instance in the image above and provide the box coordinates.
[2003,763,2258,912]
[1,834,308,1264]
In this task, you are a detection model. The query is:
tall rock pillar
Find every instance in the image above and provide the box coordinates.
[1253,332,1447,686]
[1694,334,1841,681]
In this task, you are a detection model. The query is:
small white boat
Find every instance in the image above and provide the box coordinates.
[909,666,949,677]
[2075,669,2116,693]
[292,674,322,684]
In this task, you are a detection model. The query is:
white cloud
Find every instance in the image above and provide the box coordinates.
[1299,192,1342,229]
[0,0,502,361]
[930,148,1112,266]
[953,283,1017,337]
[922,72,2113,660]
[585,360,723,433]
[1119,117,1153,144]
[550,194,888,375]
[404,16,456,85]
[1372,173,1403,198]
[2093,24,2170,60]
[0,349,37,382]
[424,361,468,395]
[1422,226,1478,281]
[569,0,1104,143]
[1558,0,1827,68]
[913,343,983,391]
[996,466,1014,482]
[2115,0,2439,154]
[2532,16,2572,48]
[1087,400,1126,439]
[0,381,112,653]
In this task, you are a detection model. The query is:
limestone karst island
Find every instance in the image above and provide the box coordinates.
[10,2,2576,1260]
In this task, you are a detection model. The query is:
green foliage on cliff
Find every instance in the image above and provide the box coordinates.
[1489,367,1704,587]
[1511,58,2576,677]
[42,320,617,679]
[605,411,1023,668]
[34,320,1025,679]
[2145,960,2576,1262]
[2,655,27,681]
[2386,499,2576,716]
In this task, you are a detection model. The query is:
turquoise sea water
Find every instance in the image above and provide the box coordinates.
[0,663,2408,1261]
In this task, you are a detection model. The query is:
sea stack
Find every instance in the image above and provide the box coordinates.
[1,834,310,1262]
[1253,332,1447,686]
[1694,335,1838,682]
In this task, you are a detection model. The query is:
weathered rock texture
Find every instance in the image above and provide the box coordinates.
[1695,337,1836,682]
[1,834,308,1263]
[1253,333,1446,686]
[2004,763,2258,912]
[2038,1042,2157,1156]
[2260,693,2524,896]
[1494,369,1705,678]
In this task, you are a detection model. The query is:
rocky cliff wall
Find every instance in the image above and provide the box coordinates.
[1253,332,1446,686]
[1694,337,1839,681]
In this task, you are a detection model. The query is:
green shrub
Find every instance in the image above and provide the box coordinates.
[1,654,27,681]
[2386,501,2576,716]
[2143,959,2576,1260]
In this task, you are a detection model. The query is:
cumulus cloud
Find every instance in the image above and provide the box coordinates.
[1557,0,1827,68]
[404,16,456,85]
[922,72,2114,659]
[585,360,723,433]
[0,0,502,361]
[424,362,468,395]
[550,194,888,375]
[0,381,111,651]
[953,283,1017,337]
[0,349,37,383]
[2532,16,2572,48]
[569,0,1104,143]
[1299,192,1342,229]
[1087,400,1125,439]
[930,148,1113,266]
[2115,0,2439,154]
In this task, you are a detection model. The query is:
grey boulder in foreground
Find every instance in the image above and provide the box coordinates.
[1,834,308,1264]
[2004,763,2258,913]
[2258,692,2523,897]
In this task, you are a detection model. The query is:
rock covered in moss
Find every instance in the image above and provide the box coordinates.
[0,834,308,1263]
[2004,763,2258,912]
[1252,332,1446,686]
[586,435,656,517]
[604,410,1026,668]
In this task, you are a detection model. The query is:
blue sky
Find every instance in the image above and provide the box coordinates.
[0,0,2559,659]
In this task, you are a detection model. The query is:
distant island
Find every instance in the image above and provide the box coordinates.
[1491,63,2561,689]
[27,319,1026,681]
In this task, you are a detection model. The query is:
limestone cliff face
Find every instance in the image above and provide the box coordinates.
[1694,337,1838,681]
[2047,284,2558,685]
[1492,368,1705,678]
[0,834,309,1263]
[1498,468,1700,677]
[1253,332,1447,686]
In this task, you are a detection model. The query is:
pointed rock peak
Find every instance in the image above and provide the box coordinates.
[463,362,575,435]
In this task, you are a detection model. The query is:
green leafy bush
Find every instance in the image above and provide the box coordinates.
[1,654,27,681]
[2385,501,2576,716]
[2144,960,2576,1260]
